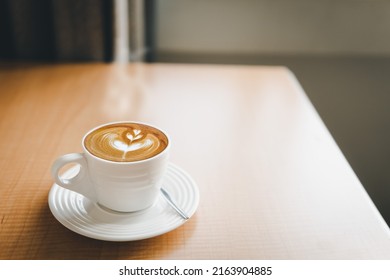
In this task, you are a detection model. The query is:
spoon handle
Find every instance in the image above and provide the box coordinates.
[161,188,189,220]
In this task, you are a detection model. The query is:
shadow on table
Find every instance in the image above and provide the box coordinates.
[28,200,198,260]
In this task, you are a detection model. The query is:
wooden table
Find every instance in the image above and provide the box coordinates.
[1,63,389,259]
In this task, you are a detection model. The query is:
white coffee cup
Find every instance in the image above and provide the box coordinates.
[51,122,170,212]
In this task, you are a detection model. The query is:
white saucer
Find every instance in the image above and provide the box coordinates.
[48,163,199,241]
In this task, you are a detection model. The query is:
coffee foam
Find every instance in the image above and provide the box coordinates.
[84,123,168,162]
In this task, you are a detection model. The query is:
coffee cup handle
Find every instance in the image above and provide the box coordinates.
[51,153,97,202]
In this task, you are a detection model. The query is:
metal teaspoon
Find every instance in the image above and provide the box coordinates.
[160,187,189,220]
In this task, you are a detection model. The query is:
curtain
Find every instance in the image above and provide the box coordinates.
[0,0,151,62]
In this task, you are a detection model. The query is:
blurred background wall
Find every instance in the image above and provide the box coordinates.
[154,0,390,57]
[0,0,114,61]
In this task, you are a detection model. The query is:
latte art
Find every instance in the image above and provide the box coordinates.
[84,123,168,162]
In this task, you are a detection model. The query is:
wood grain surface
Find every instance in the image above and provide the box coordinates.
[0,63,389,259]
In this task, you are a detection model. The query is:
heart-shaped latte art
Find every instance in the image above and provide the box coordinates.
[84,123,168,162]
